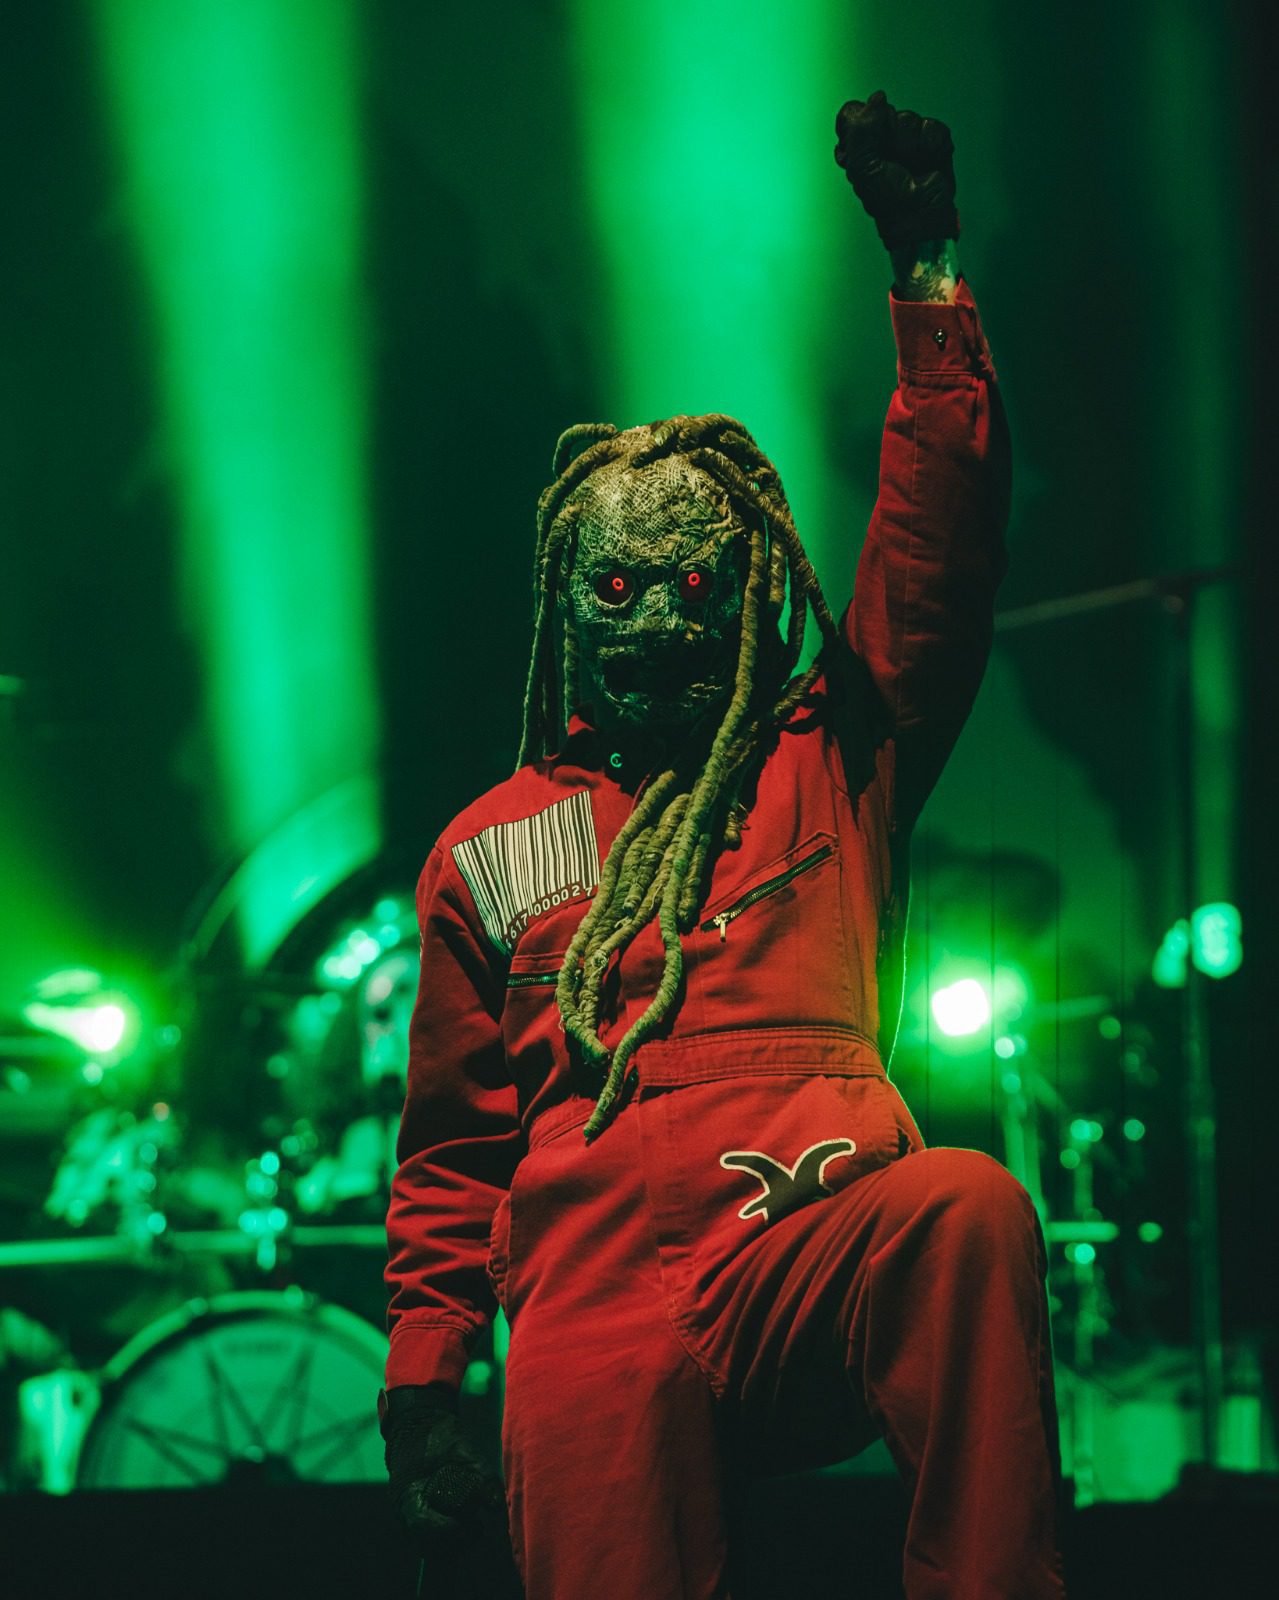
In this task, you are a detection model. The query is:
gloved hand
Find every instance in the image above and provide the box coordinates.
[834,89,959,249]
[383,1384,508,1553]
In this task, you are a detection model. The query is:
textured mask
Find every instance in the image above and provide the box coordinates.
[564,454,750,733]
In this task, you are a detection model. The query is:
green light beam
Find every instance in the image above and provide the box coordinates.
[92,0,379,964]
[568,0,852,645]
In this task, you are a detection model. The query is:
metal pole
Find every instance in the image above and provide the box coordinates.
[1168,589,1224,1466]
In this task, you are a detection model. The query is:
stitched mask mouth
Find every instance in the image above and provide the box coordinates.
[600,654,645,699]
[599,639,730,705]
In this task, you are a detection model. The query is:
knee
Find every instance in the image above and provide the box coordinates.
[898,1147,1038,1249]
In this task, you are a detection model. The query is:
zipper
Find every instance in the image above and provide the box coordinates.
[507,971,561,989]
[699,842,834,943]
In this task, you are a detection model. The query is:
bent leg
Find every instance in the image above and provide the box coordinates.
[708,1147,1065,1599]
[854,1149,1064,1599]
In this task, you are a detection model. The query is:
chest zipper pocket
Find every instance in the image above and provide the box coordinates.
[505,960,560,985]
[700,842,835,943]
[507,970,561,989]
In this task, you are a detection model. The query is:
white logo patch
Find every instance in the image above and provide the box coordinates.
[719,1138,858,1225]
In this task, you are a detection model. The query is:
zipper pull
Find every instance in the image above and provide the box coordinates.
[712,912,729,943]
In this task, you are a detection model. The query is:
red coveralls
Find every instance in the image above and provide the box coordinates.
[385,284,1066,1599]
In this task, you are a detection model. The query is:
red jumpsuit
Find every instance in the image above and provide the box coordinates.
[385,284,1066,1599]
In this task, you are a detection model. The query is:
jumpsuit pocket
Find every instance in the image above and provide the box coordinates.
[680,831,855,1034]
[698,838,835,942]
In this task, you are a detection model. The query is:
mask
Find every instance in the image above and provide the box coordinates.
[564,455,749,733]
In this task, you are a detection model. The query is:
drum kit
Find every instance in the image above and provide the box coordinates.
[0,884,503,1496]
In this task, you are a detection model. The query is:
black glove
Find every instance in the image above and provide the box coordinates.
[383,1384,508,1552]
[834,89,959,250]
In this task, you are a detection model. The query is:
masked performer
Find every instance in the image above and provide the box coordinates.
[383,93,1065,1600]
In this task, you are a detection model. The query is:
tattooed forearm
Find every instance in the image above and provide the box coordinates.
[889,237,960,304]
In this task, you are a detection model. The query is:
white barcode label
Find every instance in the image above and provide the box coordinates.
[451,790,599,954]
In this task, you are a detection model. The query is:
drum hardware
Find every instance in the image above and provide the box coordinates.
[43,1104,179,1244]
[994,1041,1134,1506]
[1043,1219,1119,1245]
[238,1150,291,1272]
[0,1224,387,1272]
[294,1113,399,1216]
[13,1367,96,1494]
[59,1289,390,1491]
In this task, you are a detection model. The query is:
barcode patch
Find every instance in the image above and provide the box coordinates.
[452,790,599,954]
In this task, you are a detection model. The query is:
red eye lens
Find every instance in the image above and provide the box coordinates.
[679,566,712,602]
[594,570,634,605]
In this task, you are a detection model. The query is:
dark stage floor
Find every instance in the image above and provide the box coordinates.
[2,1473,1274,1599]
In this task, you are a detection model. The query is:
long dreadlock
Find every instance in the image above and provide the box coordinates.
[517,414,840,1141]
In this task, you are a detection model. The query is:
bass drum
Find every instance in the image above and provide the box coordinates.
[76,1289,387,1488]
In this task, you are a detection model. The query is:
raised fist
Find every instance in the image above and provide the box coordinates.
[834,90,959,250]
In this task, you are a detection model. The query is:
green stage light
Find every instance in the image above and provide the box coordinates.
[1152,919,1190,989]
[92,0,380,962]
[930,978,992,1039]
[461,1361,495,1396]
[1192,901,1242,979]
[23,970,142,1063]
[926,961,1030,1046]
[79,1004,126,1055]
[1069,1118,1104,1145]
[1153,902,1242,987]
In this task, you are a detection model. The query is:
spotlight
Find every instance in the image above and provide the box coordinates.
[1152,902,1243,987]
[930,978,991,1038]
[22,970,142,1065]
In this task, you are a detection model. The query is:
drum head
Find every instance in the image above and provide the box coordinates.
[76,1289,387,1488]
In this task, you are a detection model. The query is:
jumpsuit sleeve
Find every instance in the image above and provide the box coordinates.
[383,844,523,1390]
[845,279,1011,828]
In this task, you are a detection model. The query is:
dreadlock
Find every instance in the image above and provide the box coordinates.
[517,415,840,1141]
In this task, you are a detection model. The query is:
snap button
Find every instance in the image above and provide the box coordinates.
[932,328,947,348]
